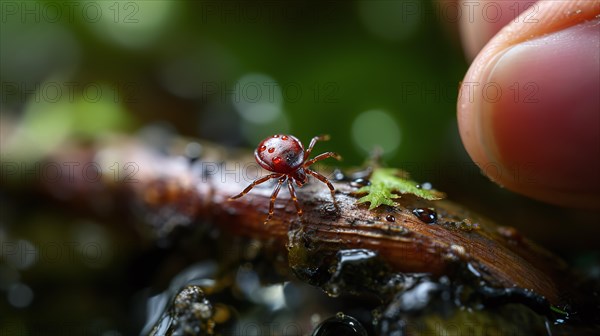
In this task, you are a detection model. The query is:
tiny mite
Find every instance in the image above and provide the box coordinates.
[229,134,341,224]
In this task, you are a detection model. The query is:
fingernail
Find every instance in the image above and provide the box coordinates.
[478,20,600,195]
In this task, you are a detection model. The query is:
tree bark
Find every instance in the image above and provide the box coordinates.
[12,134,575,306]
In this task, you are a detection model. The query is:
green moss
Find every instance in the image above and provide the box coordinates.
[355,168,444,210]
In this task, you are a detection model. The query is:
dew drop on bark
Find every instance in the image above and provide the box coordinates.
[311,313,368,336]
[412,208,437,224]
[350,178,370,187]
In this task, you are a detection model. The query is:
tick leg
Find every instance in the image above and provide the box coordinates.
[287,179,303,218]
[304,152,342,168]
[304,135,330,161]
[264,176,286,225]
[229,173,281,200]
[306,169,339,211]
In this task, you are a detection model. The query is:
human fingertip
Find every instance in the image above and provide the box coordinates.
[458,19,600,209]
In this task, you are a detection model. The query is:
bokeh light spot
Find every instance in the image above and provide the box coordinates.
[233,73,283,124]
[83,0,177,49]
[8,283,34,308]
[352,109,402,156]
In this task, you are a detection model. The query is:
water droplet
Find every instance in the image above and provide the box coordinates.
[184,142,203,161]
[273,157,282,164]
[332,169,346,181]
[259,145,267,152]
[312,314,367,336]
[350,178,370,187]
[386,215,395,222]
[338,249,378,265]
[273,134,279,138]
[421,182,432,190]
[268,147,275,153]
[282,135,288,140]
[412,208,437,224]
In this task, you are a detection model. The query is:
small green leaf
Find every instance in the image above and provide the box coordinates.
[355,168,444,210]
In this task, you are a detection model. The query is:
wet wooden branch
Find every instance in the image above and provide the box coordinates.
[10,135,575,306]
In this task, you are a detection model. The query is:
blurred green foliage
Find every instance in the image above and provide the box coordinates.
[8,1,593,248]
[1,0,467,172]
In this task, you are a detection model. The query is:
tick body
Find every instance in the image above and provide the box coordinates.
[229,134,341,224]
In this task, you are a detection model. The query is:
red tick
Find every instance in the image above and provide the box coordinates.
[229,134,341,224]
